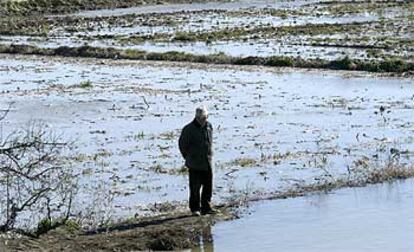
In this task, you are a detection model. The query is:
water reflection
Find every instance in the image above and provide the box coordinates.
[193,179,414,251]
[182,225,214,252]
[195,225,214,252]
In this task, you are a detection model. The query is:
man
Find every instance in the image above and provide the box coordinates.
[179,106,215,216]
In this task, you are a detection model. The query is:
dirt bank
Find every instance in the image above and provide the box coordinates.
[3,208,235,251]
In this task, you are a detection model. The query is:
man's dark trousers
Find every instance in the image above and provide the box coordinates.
[189,168,212,212]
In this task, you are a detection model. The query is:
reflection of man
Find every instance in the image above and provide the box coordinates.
[179,106,215,216]
[201,224,214,251]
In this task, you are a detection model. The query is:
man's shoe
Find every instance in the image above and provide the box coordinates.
[192,211,201,216]
[201,208,217,215]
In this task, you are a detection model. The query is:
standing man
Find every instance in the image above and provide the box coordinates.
[179,106,215,216]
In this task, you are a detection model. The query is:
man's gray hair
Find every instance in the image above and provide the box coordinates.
[195,105,208,117]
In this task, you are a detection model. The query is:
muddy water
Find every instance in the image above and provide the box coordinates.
[193,179,414,251]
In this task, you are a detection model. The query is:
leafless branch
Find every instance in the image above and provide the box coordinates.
[0,102,14,121]
[0,119,76,232]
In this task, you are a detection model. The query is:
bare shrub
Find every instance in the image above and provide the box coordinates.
[0,106,77,232]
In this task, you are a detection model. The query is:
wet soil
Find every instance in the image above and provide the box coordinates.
[3,209,235,251]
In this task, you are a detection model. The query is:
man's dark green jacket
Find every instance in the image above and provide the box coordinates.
[179,119,213,171]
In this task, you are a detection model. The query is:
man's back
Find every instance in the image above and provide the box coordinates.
[179,119,213,171]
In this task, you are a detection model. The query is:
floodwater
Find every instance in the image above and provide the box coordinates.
[1,54,413,224]
[2,0,412,62]
[59,12,377,37]
[191,178,414,252]
[0,36,378,60]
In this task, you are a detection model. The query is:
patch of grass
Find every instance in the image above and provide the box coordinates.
[134,131,145,141]
[378,58,409,73]
[36,218,53,235]
[175,165,188,175]
[78,80,93,89]
[92,149,112,161]
[148,164,188,175]
[159,131,176,140]
[230,157,257,168]
[73,154,88,162]
[36,217,79,236]
[173,32,197,42]
[365,164,414,183]
[122,49,146,59]
[149,164,168,174]
[329,56,356,70]
[64,219,81,233]
[266,56,294,67]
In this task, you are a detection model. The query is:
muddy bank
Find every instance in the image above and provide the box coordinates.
[4,210,234,251]
[1,44,412,74]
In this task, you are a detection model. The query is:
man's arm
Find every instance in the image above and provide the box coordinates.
[207,123,213,155]
[179,126,190,159]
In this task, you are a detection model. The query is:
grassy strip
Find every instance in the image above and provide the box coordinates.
[117,22,370,44]
[1,44,413,73]
[0,16,369,38]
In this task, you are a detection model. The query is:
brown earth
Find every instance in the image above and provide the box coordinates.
[3,208,235,251]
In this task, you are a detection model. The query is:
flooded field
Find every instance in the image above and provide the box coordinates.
[1,53,413,224]
[202,178,414,251]
[1,0,413,62]
[0,0,413,250]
